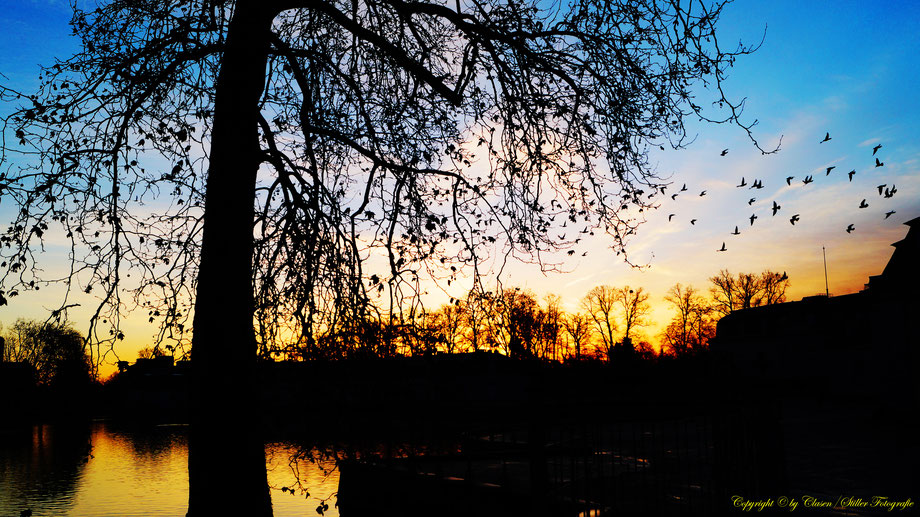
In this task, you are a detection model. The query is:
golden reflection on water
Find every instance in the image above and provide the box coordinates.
[0,422,339,517]
[267,443,340,517]
[69,422,190,516]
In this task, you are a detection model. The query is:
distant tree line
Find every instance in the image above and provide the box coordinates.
[1,268,788,369]
[257,269,789,363]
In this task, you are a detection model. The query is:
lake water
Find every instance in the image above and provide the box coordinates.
[0,421,340,517]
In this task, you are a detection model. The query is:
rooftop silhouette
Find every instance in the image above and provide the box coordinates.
[711,215,919,403]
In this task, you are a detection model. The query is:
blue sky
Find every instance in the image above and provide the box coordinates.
[501,2,920,312]
[2,1,920,363]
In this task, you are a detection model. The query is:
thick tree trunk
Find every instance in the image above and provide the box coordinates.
[187,2,276,516]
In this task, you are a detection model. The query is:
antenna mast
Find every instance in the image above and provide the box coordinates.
[823,246,829,297]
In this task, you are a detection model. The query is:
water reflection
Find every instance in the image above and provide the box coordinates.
[0,422,339,517]
[0,424,90,516]
[267,444,340,517]
[72,422,189,517]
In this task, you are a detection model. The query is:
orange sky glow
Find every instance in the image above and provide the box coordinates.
[2,1,920,378]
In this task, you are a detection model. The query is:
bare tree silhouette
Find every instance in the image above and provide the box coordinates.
[492,288,541,358]
[614,286,651,344]
[458,289,492,353]
[1,0,770,513]
[536,294,564,361]
[430,303,465,354]
[562,312,593,361]
[660,283,715,357]
[581,285,619,359]
[709,269,789,317]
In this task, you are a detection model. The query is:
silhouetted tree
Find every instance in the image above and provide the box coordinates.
[581,285,618,358]
[1,0,770,513]
[561,312,592,361]
[2,319,92,389]
[338,314,398,358]
[735,272,761,310]
[400,308,445,355]
[535,294,563,361]
[458,289,491,352]
[614,286,651,343]
[660,283,715,356]
[490,288,541,358]
[709,270,737,317]
[431,303,464,354]
[634,339,657,360]
[759,270,790,305]
[709,269,790,317]
[137,345,170,359]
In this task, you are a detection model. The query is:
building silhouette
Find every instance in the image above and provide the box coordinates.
[711,216,919,406]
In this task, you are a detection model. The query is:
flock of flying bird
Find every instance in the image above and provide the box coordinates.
[661,132,899,253]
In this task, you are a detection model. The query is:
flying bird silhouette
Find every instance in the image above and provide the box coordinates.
[859,199,868,209]
[820,132,831,143]
[748,197,756,205]
[737,177,747,187]
[846,224,855,233]
[875,158,884,167]
[825,166,835,175]
[877,184,887,195]
[721,149,729,156]
[690,219,697,225]
[772,200,781,216]
[731,226,740,235]
[671,193,679,200]
[873,144,882,155]
[885,184,897,198]
[718,242,727,252]
[699,190,707,197]
[668,213,675,221]
[786,176,794,185]
[885,210,896,219]
[848,170,856,181]
[681,183,688,192]
[790,214,800,225]
[749,213,757,226]
[803,175,814,184]
[750,179,764,189]
[780,271,788,281]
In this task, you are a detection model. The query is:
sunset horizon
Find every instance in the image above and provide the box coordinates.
[1,1,918,515]
[3,2,919,373]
